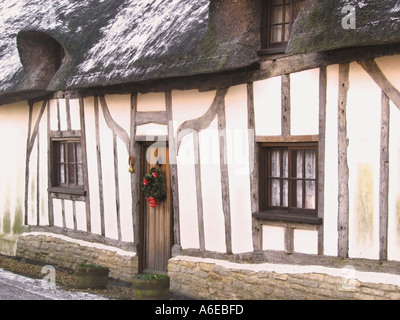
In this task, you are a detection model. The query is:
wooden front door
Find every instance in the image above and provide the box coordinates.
[141,143,173,274]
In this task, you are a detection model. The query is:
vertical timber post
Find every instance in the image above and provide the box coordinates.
[379,91,390,261]
[337,63,350,259]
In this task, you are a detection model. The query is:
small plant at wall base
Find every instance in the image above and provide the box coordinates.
[134,274,168,280]
[142,166,166,208]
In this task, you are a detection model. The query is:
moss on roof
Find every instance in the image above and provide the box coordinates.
[287,0,400,54]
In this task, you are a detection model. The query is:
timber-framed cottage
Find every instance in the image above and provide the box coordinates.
[0,0,400,299]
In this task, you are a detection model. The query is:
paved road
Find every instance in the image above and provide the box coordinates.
[0,268,107,300]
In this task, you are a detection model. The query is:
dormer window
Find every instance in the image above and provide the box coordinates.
[17,31,67,88]
[260,0,305,55]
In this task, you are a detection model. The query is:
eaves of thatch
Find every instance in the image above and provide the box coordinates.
[0,0,261,104]
[287,0,400,55]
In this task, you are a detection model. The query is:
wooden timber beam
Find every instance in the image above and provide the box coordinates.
[318,66,327,256]
[99,95,130,152]
[166,91,181,247]
[358,59,400,111]
[379,92,390,261]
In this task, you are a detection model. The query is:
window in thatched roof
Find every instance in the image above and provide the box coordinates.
[260,0,304,55]
[17,31,66,89]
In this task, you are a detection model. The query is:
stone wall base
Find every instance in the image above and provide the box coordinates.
[16,233,138,283]
[168,256,400,300]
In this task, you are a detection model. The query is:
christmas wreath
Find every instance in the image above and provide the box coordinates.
[142,166,166,208]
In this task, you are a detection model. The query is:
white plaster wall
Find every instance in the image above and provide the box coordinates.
[49,99,58,131]
[137,92,166,112]
[376,56,400,262]
[104,94,131,134]
[52,199,63,227]
[58,99,68,131]
[115,133,134,242]
[83,97,102,235]
[27,138,38,226]
[225,84,253,253]
[262,226,285,251]
[69,98,81,131]
[253,76,281,136]
[290,68,320,135]
[84,95,131,240]
[26,101,49,227]
[64,200,74,229]
[75,201,87,232]
[136,123,168,137]
[199,119,226,253]
[49,98,81,132]
[101,95,133,242]
[388,101,400,261]
[294,229,318,254]
[176,133,199,249]
[38,108,49,226]
[376,56,400,91]
[347,62,381,260]
[171,89,216,130]
[0,102,28,234]
[98,97,121,240]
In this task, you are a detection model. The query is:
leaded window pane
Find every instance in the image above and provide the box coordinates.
[53,140,83,188]
[265,143,318,215]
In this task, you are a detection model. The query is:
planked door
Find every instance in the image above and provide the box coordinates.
[141,143,173,274]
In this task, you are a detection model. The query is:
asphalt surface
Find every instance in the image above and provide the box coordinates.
[0,268,107,300]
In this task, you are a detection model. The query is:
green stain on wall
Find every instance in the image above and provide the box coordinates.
[2,198,24,235]
[2,198,11,234]
[2,210,11,234]
[12,199,23,235]
[30,179,35,220]
[355,163,375,245]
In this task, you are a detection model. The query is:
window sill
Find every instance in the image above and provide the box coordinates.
[253,211,322,225]
[257,47,287,56]
[48,187,86,196]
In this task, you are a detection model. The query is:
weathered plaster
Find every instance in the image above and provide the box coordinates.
[355,163,375,245]
[396,195,400,244]
[396,148,400,245]
[12,198,23,235]
[2,208,11,234]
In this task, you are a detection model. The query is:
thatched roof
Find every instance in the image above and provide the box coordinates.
[0,0,260,103]
[287,0,400,54]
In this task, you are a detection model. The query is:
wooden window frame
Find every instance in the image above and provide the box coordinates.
[260,0,305,55]
[48,131,85,196]
[259,142,319,217]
